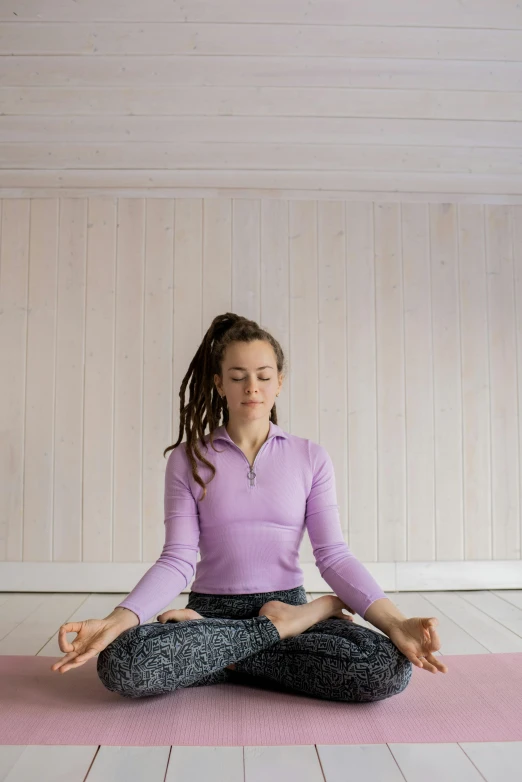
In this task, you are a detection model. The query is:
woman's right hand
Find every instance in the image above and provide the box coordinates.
[50,617,129,674]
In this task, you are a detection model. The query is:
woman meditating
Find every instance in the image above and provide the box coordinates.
[52,312,447,699]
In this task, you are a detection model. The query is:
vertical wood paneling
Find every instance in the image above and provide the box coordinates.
[232,199,260,321]
[0,200,29,561]
[514,207,522,548]
[23,199,58,561]
[113,199,145,563]
[83,197,117,562]
[317,201,347,536]
[172,199,203,457]
[142,199,174,562]
[1,196,522,579]
[430,203,462,561]
[262,199,314,562]
[345,202,376,561]
[202,201,232,301]
[259,199,289,432]
[458,204,491,560]
[202,198,232,376]
[402,203,435,562]
[54,197,87,563]
[485,205,520,559]
[289,201,318,565]
[289,201,318,441]
[374,203,405,562]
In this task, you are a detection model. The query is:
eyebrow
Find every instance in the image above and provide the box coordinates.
[228,365,273,371]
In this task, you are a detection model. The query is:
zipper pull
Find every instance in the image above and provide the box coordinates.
[247,467,256,486]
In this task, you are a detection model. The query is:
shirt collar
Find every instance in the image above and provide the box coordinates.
[211,419,288,443]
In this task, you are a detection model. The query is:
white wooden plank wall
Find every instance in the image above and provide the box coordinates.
[0,0,521,198]
[0,198,521,592]
[0,1,521,592]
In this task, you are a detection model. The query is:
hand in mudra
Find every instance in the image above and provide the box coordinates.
[387,616,448,674]
[51,617,127,674]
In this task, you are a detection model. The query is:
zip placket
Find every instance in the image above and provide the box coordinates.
[228,439,271,487]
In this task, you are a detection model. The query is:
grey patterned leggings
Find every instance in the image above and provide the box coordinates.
[97,586,412,702]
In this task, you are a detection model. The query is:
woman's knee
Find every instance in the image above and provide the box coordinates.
[342,636,413,703]
[96,627,143,698]
[390,651,413,693]
[366,644,413,701]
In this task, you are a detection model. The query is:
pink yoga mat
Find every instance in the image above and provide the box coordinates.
[0,653,520,746]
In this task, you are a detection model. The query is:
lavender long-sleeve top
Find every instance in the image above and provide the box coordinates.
[116,421,387,625]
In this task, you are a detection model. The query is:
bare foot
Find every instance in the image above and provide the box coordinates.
[258,595,346,640]
[157,608,204,623]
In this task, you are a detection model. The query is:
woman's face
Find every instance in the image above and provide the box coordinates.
[214,340,282,414]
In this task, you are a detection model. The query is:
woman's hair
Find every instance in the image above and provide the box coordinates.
[163,312,287,502]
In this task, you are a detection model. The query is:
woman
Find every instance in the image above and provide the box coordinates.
[54,312,446,699]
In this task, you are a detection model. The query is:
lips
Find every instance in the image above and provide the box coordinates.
[243,402,260,405]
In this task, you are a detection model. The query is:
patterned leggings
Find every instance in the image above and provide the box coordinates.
[97,585,412,702]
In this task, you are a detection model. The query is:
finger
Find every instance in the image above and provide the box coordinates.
[414,655,438,673]
[418,653,448,674]
[158,609,190,622]
[51,647,97,672]
[418,658,437,673]
[334,609,355,622]
[157,610,177,622]
[157,614,174,623]
[51,651,78,671]
[426,652,448,673]
[68,649,96,667]
[428,624,442,651]
[58,654,93,674]
[58,629,75,653]
[58,662,82,674]
[58,623,82,652]
[408,651,435,672]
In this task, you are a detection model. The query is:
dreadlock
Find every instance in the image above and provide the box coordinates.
[163,312,287,502]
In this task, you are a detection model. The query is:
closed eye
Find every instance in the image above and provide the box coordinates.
[232,378,270,382]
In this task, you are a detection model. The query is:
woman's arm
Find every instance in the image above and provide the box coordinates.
[104,606,140,629]
[363,598,407,634]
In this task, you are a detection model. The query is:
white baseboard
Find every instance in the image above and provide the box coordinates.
[1,560,521,593]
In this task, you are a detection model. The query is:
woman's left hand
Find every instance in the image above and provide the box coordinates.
[387,616,448,674]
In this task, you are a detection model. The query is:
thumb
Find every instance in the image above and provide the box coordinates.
[421,617,438,646]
